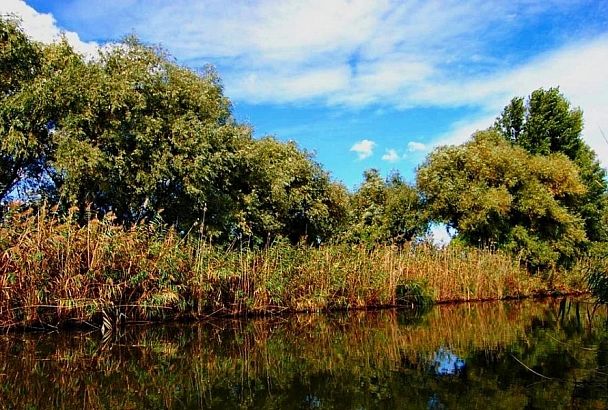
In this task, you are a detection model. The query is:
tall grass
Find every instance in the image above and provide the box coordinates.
[0,206,583,329]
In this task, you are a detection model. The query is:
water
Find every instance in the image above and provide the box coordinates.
[1,299,607,409]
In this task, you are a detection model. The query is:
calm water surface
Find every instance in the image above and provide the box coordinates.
[1,299,607,409]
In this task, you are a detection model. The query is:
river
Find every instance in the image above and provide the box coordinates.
[1,298,606,409]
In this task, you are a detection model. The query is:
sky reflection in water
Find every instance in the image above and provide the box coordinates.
[0,298,607,409]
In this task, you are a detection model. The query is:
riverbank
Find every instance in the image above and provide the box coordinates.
[0,208,588,330]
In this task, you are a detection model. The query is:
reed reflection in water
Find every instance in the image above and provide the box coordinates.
[1,299,607,409]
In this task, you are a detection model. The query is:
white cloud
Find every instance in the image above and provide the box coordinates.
[5,1,606,165]
[350,139,375,160]
[407,142,427,152]
[431,35,608,166]
[0,0,98,57]
[434,115,497,147]
[381,149,400,163]
[22,0,585,104]
[229,65,350,103]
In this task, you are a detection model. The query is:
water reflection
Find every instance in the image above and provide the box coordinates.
[0,299,607,409]
[432,348,465,376]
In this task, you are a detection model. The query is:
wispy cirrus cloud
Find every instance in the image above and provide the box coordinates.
[16,0,591,103]
[350,139,376,160]
[431,35,608,165]
[4,0,608,166]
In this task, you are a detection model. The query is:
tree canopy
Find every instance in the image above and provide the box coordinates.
[346,169,428,245]
[417,130,588,269]
[0,18,350,244]
[0,18,47,202]
[238,137,349,244]
[415,88,607,269]
[494,87,608,244]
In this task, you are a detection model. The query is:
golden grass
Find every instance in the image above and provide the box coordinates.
[0,206,584,328]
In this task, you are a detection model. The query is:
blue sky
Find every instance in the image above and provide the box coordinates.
[3,0,608,190]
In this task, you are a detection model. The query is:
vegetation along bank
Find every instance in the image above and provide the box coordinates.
[0,18,606,329]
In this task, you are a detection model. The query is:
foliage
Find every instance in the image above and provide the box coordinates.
[0,18,348,243]
[417,130,588,270]
[587,269,608,304]
[579,244,608,304]
[494,87,608,244]
[346,169,428,245]
[48,38,249,234]
[238,137,349,244]
[495,88,583,157]
[0,18,48,203]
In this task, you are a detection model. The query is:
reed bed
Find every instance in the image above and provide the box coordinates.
[0,207,582,329]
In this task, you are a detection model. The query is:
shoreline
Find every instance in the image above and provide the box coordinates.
[1,291,590,333]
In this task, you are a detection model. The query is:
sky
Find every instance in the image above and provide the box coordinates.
[2,0,608,192]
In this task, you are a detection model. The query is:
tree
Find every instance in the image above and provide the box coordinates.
[0,19,351,244]
[40,36,251,236]
[383,173,429,244]
[494,96,524,145]
[417,130,588,269]
[0,18,46,203]
[347,169,428,245]
[239,137,349,244]
[494,87,608,243]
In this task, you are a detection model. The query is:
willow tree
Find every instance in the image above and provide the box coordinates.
[495,88,608,245]
[238,137,349,244]
[346,169,428,245]
[417,130,587,270]
[0,18,252,234]
[0,18,46,203]
[0,18,352,243]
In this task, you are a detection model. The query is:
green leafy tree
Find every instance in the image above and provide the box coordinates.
[1,21,97,206]
[383,172,429,244]
[239,137,349,244]
[0,18,46,202]
[417,130,588,269]
[38,37,251,235]
[494,96,525,145]
[494,87,608,243]
[347,169,387,244]
[0,20,351,244]
[347,169,428,245]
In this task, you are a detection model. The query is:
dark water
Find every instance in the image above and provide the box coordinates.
[1,299,608,409]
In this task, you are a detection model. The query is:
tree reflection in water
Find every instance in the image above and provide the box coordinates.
[0,299,606,409]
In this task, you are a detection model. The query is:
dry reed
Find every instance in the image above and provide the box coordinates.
[0,206,583,329]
